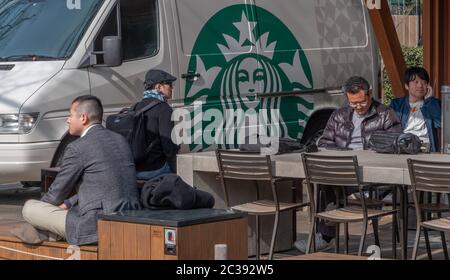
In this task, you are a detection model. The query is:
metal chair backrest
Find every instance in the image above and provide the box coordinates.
[215,149,274,207]
[216,149,273,181]
[301,154,361,187]
[407,159,450,194]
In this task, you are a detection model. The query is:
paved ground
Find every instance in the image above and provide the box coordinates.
[0,183,40,222]
[277,210,450,260]
[0,183,448,260]
[0,183,40,206]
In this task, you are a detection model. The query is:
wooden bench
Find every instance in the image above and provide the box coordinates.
[1,209,247,260]
[0,236,97,260]
[98,209,248,260]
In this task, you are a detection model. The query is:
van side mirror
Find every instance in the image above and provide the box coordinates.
[103,36,123,67]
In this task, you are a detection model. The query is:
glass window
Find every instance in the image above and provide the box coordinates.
[94,0,158,63]
[93,6,118,64]
[0,0,104,61]
[121,0,158,60]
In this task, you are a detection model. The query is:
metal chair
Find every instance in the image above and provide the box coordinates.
[215,149,309,260]
[302,154,398,256]
[407,159,450,260]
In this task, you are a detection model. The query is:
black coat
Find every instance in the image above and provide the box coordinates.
[133,98,180,172]
[140,174,214,210]
[319,101,402,150]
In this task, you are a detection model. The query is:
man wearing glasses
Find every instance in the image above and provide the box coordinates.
[295,76,402,253]
[319,76,402,150]
[133,69,180,180]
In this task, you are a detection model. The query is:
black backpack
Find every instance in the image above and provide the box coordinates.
[369,131,422,154]
[106,100,161,163]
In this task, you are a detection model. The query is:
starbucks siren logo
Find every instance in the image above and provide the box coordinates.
[184,5,315,151]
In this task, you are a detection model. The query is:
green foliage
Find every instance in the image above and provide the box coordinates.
[382,46,423,104]
[389,0,421,15]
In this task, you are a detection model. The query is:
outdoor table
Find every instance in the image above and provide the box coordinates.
[177,149,450,259]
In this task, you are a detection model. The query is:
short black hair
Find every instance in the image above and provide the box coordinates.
[342,76,371,95]
[71,95,103,124]
[404,66,430,84]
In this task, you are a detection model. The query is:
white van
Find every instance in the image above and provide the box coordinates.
[0,0,379,183]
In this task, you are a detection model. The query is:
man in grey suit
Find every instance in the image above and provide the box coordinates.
[22,95,140,245]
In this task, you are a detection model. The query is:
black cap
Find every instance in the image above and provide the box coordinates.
[144,69,177,89]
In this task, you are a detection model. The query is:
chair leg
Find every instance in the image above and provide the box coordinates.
[268,213,280,260]
[440,231,449,260]
[335,223,340,254]
[437,212,449,260]
[412,226,421,260]
[344,223,349,255]
[392,188,400,243]
[423,228,432,260]
[400,186,409,260]
[255,216,260,260]
[392,213,398,259]
[306,217,316,254]
[372,219,381,248]
[396,217,401,243]
[358,220,368,256]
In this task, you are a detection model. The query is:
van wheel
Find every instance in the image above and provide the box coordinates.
[51,134,79,167]
[300,113,332,145]
[303,128,324,146]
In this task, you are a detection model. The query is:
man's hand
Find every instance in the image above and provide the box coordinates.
[59,203,68,209]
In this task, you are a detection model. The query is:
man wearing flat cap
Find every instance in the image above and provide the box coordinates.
[134,69,180,180]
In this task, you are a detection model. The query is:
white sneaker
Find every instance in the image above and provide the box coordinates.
[294,233,334,253]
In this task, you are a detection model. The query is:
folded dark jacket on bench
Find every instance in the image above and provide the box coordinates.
[140,174,215,210]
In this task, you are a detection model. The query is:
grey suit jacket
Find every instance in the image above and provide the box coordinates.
[41,125,140,245]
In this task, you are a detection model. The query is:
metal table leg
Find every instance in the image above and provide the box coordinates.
[399,185,409,260]
[398,185,408,260]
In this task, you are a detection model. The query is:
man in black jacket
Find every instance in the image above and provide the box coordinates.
[295,76,401,253]
[319,76,401,150]
[134,69,180,180]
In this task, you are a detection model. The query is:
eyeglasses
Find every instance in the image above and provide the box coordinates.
[348,100,369,108]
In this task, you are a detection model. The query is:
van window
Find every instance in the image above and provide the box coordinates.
[121,0,158,60]
[94,5,118,64]
[94,0,158,63]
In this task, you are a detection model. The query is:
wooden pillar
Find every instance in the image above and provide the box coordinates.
[423,0,450,99]
[367,0,407,98]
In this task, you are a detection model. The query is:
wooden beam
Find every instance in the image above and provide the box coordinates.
[367,0,407,98]
[424,0,450,99]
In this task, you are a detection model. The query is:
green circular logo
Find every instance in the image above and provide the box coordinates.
[185,4,315,150]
